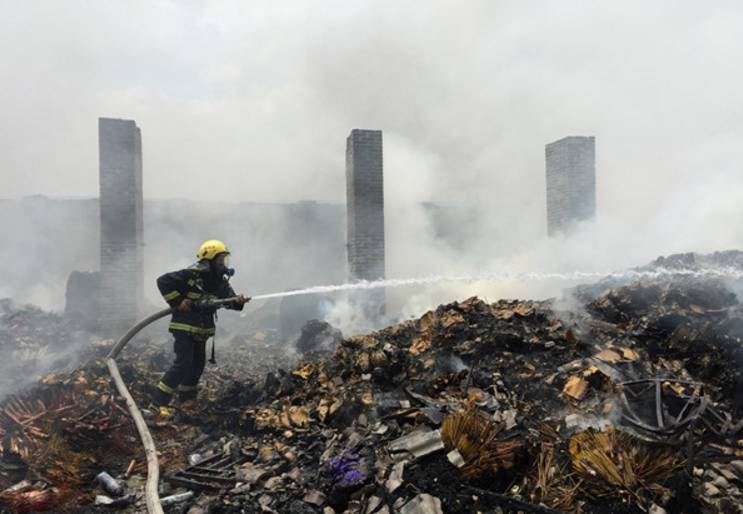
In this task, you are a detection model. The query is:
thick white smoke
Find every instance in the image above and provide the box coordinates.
[0,1,741,332]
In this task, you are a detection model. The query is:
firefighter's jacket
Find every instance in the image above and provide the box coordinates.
[156,262,243,339]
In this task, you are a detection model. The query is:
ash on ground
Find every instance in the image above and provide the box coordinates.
[3,251,743,513]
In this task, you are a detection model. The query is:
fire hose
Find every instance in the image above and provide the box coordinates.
[105,297,242,514]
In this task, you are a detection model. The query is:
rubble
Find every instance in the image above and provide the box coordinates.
[399,493,443,514]
[160,490,195,506]
[3,252,743,512]
[0,298,100,395]
[95,471,123,496]
[296,320,344,358]
[388,429,444,461]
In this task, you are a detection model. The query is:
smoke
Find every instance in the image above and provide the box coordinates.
[0,1,742,334]
[0,299,100,398]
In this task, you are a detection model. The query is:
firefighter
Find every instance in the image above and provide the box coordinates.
[150,240,249,417]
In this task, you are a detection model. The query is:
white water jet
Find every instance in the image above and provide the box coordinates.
[242,265,743,313]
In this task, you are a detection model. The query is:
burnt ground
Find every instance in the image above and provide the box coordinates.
[3,251,743,513]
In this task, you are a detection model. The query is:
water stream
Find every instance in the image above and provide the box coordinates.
[245,265,743,305]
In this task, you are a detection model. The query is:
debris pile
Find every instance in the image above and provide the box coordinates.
[0,299,100,395]
[0,363,139,512]
[3,253,743,513]
[198,287,743,514]
[295,320,343,358]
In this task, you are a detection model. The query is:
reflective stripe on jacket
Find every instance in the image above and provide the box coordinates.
[156,262,243,338]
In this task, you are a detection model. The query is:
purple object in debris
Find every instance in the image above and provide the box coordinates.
[327,451,367,487]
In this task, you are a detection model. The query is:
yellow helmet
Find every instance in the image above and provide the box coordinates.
[197,240,230,261]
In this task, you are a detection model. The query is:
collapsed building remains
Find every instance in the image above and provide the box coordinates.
[98,117,144,336]
[545,136,596,237]
[2,252,743,513]
[346,129,386,318]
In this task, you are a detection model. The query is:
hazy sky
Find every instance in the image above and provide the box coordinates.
[2,1,743,266]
